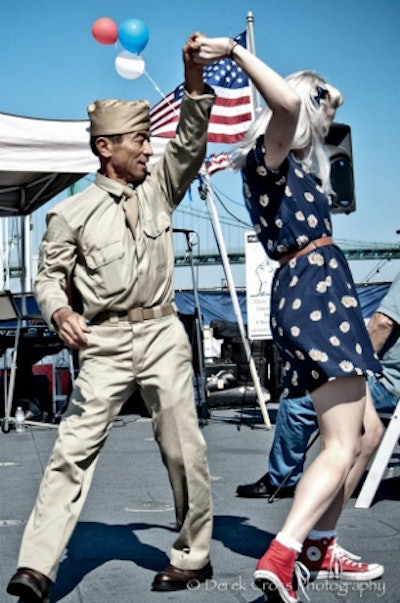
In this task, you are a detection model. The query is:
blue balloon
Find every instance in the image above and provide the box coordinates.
[118,18,149,54]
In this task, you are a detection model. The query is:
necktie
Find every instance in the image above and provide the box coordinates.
[123,186,139,233]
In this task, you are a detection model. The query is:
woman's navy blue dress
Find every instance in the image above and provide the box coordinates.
[242,136,381,398]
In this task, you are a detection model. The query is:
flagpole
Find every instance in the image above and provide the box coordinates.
[196,14,271,428]
[246,12,262,114]
[149,18,271,426]
[200,171,271,429]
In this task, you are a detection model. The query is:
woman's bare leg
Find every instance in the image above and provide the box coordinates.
[278,375,366,543]
[314,385,383,530]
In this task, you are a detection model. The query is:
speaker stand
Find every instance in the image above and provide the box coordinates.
[175,229,209,425]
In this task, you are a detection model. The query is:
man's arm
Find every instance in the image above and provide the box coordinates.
[35,212,91,349]
[367,311,396,354]
[147,32,215,208]
[183,32,206,96]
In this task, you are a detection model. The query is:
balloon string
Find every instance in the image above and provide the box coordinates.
[144,70,166,99]
[144,70,180,118]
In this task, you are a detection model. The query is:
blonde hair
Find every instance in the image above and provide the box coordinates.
[232,70,343,195]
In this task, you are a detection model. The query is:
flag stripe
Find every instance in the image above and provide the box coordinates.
[212,86,252,100]
[210,112,253,126]
[151,123,180,138]
[150,100,180,129]
[207,133,245,144]
[214,96,252,108]
[150,110,179,131]
[151,117,254,140]
[208,121,252,133]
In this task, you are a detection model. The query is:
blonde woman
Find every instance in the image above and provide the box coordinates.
[194,35,383,603]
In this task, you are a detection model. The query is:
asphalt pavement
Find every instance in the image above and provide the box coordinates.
[1,404,399,603]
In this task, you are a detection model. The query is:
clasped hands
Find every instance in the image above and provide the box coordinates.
[184,33,234,65]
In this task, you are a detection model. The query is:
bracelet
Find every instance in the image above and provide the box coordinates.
[227,38,239,59]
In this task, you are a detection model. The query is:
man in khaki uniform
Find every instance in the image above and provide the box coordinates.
[7,33,215,601]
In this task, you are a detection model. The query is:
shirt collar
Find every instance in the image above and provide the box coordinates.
[94,172,126,200]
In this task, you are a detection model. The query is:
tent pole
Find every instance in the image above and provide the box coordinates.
[0,218,4,290]
[23,215,32,293]
[17,184,30,315]
[200,172,271,429]
[18,215,28,316]
[4,218,10,289]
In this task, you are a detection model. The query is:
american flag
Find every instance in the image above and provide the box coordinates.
[150,32,254,144]
[205,152,232,175]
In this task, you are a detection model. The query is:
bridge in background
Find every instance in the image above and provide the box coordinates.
[175,245,400,266]
[4,191,400,283]
[173,205,400,266]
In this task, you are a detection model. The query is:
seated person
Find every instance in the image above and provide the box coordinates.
[237,272,400,498]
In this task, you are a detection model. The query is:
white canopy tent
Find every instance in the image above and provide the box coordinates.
[0,112,97,216]
[0,110,167,292]
[0,110,168,216]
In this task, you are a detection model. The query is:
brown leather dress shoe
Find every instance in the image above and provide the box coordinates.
[152,561,213,591]
[7,567,52,603]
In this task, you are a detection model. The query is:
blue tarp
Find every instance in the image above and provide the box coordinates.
[175,290,247,324]
[354,283,391,319]
[175,282,391,326]
[1,282,391,330]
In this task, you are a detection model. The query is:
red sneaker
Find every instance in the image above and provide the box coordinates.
[299,537,384,581]
[254,539,300,603]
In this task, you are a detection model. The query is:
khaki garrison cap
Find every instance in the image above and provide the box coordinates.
[87,99,150,136]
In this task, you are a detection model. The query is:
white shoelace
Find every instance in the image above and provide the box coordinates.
[294,561,310,601]
[335,542,362,561]
[328,542,363,578]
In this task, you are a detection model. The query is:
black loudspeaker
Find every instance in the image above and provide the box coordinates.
[324,122,356,214]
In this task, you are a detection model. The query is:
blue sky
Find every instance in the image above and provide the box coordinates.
[1,0,399,288]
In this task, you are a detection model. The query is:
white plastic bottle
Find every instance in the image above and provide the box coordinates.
[15,406,25,433]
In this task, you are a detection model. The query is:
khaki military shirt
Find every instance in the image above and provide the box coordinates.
[35,89,215,327]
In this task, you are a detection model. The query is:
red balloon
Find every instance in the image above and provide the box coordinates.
[91,17,118,45]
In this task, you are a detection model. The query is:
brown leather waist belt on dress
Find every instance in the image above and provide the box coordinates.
[279,236,334,266]
[91,303,176,324]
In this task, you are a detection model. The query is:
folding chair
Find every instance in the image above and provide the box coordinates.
[0,290,24,433]
[355,398,400,509]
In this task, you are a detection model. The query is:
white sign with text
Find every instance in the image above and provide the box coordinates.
[245,231,278,340]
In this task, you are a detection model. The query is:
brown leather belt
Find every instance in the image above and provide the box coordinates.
[279,236,334,266]
[91,303,176,325]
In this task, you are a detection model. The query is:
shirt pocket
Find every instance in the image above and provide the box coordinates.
[85,241,126,295]
[142,213,172,273]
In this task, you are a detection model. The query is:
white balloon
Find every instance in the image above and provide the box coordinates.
[114,51,145,80]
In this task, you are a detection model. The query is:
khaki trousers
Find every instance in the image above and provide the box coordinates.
[18,314,212,581]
